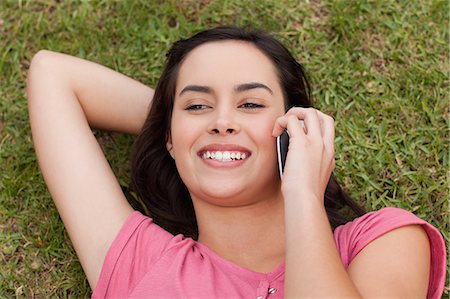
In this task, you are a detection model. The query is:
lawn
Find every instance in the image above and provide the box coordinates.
[0,0,447,297]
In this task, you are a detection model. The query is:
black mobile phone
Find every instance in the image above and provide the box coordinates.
[276,129,289,177]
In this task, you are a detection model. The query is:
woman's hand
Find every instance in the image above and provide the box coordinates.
[272,107,335,203]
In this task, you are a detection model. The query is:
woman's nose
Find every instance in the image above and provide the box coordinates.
[207,114,240,136]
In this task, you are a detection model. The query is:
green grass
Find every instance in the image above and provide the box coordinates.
[0,0,448,297]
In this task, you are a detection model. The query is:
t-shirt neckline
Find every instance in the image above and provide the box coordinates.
[194,241,285,282]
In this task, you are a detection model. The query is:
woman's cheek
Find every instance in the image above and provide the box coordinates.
[248,118,278,157]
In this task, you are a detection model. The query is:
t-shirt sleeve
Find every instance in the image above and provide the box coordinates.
[334,207,446,299]
[92,211,177,299]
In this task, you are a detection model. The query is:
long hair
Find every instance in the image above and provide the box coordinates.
[131,26,365,238]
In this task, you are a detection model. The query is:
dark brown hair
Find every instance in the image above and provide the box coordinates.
[131,26,364,238]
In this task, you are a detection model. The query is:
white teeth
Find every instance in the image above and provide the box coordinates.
[202,151,248,161]
[222,151,231,160]
[215,151,223,160]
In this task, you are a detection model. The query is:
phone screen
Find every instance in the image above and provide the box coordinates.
[276,129,289,177]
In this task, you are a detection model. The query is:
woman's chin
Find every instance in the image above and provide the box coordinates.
[200,187,249,206]
[192,179,280,208]
[182,166,281,207]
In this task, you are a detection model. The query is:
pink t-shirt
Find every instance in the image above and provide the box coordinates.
[92,207,446,298]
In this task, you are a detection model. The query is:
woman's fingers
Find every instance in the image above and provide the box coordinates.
[272,107,336,168]
[315,111,336,173]
[272,108,311,137]
[272,107,330,140]
[285,114,306,137]
[272,115,290,137]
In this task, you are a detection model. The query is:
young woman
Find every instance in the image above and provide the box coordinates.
[27,26,445,298]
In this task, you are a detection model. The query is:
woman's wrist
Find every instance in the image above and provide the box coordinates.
[282,187,325,206]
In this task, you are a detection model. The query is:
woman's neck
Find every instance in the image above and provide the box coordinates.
[194,192,285,273]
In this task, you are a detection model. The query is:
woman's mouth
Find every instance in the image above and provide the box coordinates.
[201,150,248,162]
[197,144,252,166]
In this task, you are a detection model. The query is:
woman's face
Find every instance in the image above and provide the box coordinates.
[168,40,285,207]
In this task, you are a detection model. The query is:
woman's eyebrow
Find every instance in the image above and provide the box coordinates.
[179,85,212,96]
[178,82,273,96]
[235,82,273,94]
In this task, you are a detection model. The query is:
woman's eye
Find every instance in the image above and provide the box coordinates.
[185,104,210,111]
[240,102,264,109]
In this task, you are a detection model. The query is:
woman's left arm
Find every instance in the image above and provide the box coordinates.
[273,108,430,298]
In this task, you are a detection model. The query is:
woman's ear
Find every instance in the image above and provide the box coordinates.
[166,133,175,159]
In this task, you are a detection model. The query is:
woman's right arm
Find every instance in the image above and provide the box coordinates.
[26,50,154,289]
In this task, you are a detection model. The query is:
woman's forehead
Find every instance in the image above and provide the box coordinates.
[176,40,281,94]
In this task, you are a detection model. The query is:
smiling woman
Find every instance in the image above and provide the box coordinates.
[169,41,285,212]
[26,26,446,298]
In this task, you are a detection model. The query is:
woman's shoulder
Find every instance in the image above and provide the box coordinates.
[334,207,444,247]
[334,207,446,298]
[336,207,427,235]
[333,207,446,262]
